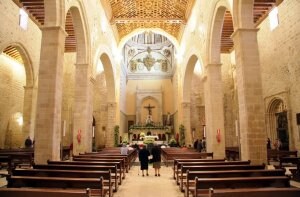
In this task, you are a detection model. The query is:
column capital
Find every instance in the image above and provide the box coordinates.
[231,28,259,39]
[40,26,67,36]
[23,85,34,90]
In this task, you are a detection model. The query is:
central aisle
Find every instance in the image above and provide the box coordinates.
[114,162,182,197]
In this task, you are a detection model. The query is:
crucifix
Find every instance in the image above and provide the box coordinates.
[144,103,155,115]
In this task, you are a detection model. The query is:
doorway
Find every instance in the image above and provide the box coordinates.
[276,112,289,150]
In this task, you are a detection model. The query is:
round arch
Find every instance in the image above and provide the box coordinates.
[0,43,34,148]
[206,0,233,64]
[266,97,290,150]
[0,43,34,87]
[182,54,203,102]
[118,28,179,50]
[99,53,116,103]
[65,0,90,64]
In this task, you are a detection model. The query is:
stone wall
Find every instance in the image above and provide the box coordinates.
[221,54,238,147]
[190,73,204,141]
[62,53,76,146]
[257,0,300,150]
[0,1,41,148]
[93,72,108,148]
[0,55,26,148]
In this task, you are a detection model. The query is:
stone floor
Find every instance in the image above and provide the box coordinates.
[114,163,182,197]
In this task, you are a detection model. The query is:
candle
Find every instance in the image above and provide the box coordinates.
[92,126,95,138]
[203,126,206,138]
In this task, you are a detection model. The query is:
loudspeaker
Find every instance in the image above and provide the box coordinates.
[297,113,300,125]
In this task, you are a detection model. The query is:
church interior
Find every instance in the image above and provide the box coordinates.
[0,0,300,196]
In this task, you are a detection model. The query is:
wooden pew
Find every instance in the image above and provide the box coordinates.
[278,157,300,168]
[0,155,11,170]
[0,188,91,197]
[193,176,290,197]
[72,157,126,179]
[12,168,113,197]
[7,176,106,197]
[225,147,239,161]
[173,158,225,179]
[290,159,300,181]
[207,188,300,197]
[161,148,214,166]
[33,164,119,192]
[175,160,251,185]
[267,150,298,163]
[76,153,134,172]
[179,164,265,191]
[48,160,124,181]
[184,169,285,197]
[0,153,33,172]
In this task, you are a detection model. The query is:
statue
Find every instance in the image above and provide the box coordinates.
[146,114,153,124]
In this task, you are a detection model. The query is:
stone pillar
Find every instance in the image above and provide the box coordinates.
[203,64,225,159]
[34,26,66,164]
[181,102,192,146]
[22,86,34,140]
[232,28,267,164]
[73,64,93,155]
[106,102,117,147]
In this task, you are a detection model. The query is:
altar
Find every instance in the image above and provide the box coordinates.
[129,88,173,144]
[129,126,171,143]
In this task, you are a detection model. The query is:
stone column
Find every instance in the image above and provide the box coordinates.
[203,64,225,159]
[106,102,117,147]
[232,28,267,164]
[34,26,66,164]
[73,64,93,155]
[181,102,192,146]
[22,86,34,140]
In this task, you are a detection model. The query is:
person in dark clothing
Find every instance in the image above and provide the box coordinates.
[138,145,150,176]
[193,139,198,149]
[267,138,271,149]
[151,144,161,176]
[25,136,32,148]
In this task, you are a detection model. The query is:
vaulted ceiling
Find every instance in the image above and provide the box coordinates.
[4,0,281,63]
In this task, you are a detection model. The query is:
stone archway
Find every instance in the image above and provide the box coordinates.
[182,54,204,146]
[136,89,163,124]
[0,44,34,148]
[63,2,92,155]
[202,0,233,159]
[267,98,289,150]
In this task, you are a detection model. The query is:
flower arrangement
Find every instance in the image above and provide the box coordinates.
[114,125,119,147]
[169,138,177,147]
[179,124,185,146]
[140,132,145,138]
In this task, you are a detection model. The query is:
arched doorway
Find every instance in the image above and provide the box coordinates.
[267,98,289,150]
[0,44,34,148]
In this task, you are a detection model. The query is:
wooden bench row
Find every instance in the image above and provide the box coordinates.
[206,188,300,197]
[170,158,298,197]
[161,148,214,166]
[0,188,92,197]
